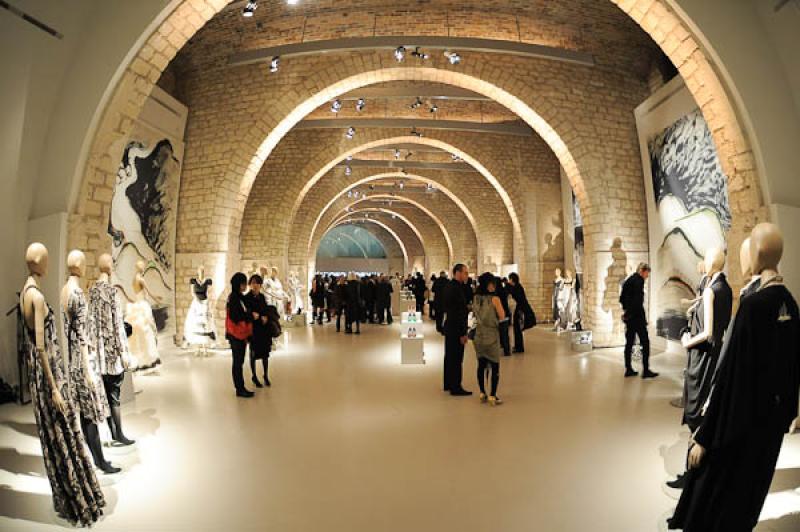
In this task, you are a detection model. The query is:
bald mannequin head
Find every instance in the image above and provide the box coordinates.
[750,223,783,275]
[98,253,113,274]
[135,260,146,273]
[25,242,49,276]
[739,237,752,278]
[67,249,86,277]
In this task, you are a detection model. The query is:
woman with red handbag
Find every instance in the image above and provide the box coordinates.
[225,272,254,398]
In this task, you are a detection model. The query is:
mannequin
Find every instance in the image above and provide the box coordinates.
[287,271,304,314]
[61,250,120,474]
[183,264,217,355]
[19,243,105,525]
[126,260,161,370]
[263,266,289,317]
[89,253,136,446]
[552,268,564,326]
[669,223,799,530]
[556,269,577,332]
[679,247,732,431]
[738,237,761,300]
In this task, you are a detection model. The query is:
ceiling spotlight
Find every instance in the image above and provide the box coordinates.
[345,127,355,139]
[242,1,258,17]
[411,47,430,60]
[394,148,401,159]
[369,184,375,190]
[430,104,438,113]
[394,46,406,62]
[345,165,352,176]
[444,50,461,65]
[269,56,280,73]
[426,183,436,192]
[331,99,342,113]
[451,153,462,162]
[409,97,423,110]
[346,155,353,161]
[356,98,366,112]
[399,181,405,190]
[347,190,353,198]
[392,214,397,220]
[410,127,423,137]
[405,151,413,160]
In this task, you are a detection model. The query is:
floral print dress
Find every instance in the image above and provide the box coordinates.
[63,286,110,424]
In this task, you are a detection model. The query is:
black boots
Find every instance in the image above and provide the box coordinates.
[107,405,135,446]
[82,417,121,474]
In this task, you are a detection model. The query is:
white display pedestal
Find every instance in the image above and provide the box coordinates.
[283,313,307,328]
[400,311,424,364]
[401,336,425,364]
[391,289,401,317]
[570,330,593,352]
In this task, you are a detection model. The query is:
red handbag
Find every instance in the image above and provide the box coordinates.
[226,310,252,341]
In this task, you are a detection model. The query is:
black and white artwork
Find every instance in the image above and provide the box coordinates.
[647,108,730,339]
[109,121,183,335]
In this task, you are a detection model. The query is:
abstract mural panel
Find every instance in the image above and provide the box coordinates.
[647,108,730,339]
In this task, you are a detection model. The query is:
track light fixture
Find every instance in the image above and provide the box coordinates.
[409,97,423,110]
[451,153,462,162]
[394,46,406,62]
[398,181,405,190]
[242,1,258,17]
[405,151,413,160]
[345,127,355,139]
[331,99,342,113]
[392,214,397,220]
[346,155,353,161]
[345,165,352,176]
[426,183,436,192]
[269,56,280,73]
[394,148,401,159]
[356,98,366,112]
[411,47,430,60]
[444,50,461,65]
[410,127,423,138]
[430,104,438,113]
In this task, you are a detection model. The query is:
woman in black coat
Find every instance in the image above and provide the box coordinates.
[309,274,326,325]
[507,272,530,353]
[244,274,272,388]
[226,272,254,397]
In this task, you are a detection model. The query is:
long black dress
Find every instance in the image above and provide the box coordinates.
[681,273,732,431]
[668,282,800,531]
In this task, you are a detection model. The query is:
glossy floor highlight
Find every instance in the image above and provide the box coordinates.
[1,320,799,531]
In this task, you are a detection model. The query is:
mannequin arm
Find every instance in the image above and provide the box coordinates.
[682,287,714,348]
[32,293,66,414]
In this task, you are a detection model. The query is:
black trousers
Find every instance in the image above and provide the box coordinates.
[477,357,500,396]
[229,337,247,391]
[512,308,524,352]
[499,320,511,355]
[624,318,650,371]
[345,306,361,332]
[429,301,437,320]
[415,297,425,314]
[443,333,466,391]
[102,373,125,407]
[336,308,344,331]
[435,304,444,333]
[376,304,392,324]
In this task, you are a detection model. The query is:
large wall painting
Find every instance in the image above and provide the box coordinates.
[108,88,187,338]
[637,80,730,341]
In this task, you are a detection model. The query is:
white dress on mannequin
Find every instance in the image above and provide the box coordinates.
[126,289,160,370]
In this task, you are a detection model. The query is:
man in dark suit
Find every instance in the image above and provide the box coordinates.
[619,262,658,379]
[432,271,448,333]
[441,264,472,395]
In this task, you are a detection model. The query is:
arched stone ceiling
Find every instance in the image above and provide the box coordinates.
[327,205,451,275]
[64,0,770,349]
[330,219,410,273]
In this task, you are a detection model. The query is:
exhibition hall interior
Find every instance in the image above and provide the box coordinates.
[1,0,799,530]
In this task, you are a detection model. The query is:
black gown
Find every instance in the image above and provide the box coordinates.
[669,283,800,531]
[682,273,732,430]
[244,292,272,359]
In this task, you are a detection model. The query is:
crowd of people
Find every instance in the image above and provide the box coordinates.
[223,267,538,403]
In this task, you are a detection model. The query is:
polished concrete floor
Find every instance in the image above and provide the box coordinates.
[1,319,799,531]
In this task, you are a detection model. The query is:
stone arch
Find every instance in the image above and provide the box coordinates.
[327,219,410,273]
[319,195,455,266]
